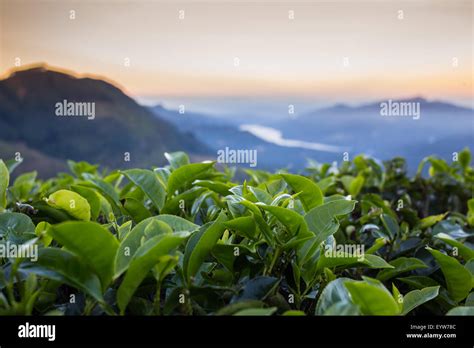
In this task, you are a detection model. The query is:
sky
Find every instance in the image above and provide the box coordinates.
[0,0,472,115]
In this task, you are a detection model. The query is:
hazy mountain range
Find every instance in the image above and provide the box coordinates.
[0,65,472,177]
[276,97,473,167]
[152,98,473,171]
[150,104,341,170]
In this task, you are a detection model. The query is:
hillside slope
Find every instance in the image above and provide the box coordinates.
[0,65,211,177]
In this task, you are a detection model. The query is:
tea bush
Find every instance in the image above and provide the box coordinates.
[0,149,473,316]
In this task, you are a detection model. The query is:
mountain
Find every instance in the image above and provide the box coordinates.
[152,98,473,172]
[0,65,211,177]
[272,97,473,167]
[151,104,240,129]
[150,104,344,170]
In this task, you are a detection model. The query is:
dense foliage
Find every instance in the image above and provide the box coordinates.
[0,149,473,316]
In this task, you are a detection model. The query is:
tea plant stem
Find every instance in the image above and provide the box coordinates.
[5,279,15,305]
[295,294,302,310]
[5,261,20,305]
[266,247,282,275]
[154,282,161,315]
[83,299,96,315]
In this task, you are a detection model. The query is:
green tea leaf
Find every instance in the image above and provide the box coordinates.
[223,216,257,239]
[323,301,360,315]
[194,180,233,196]
[419,213,447,230]
[458,147,471,170]
[123,197,152,223]
[304,199,356,245]
[465,292,474,306]
[0,212,36,243]
[468,199,474,227]
[164,151,190,170]
[427,247,472,302]
[167,162,215,195]
[183,211,228,283]
[122,169,166,211]
[49,221,119,290]
[117,233,186,313]
[22,248,103,302]
[434,233,474,261]
[239,199,274,246]
[115,217,179,277]
[45,190,91,221]
[118,220,133,240]
[155,214,199,232]
[377,257,428,282]
[161,187,206,214]
[70,185,101,221]
[380,214,399,240]
[318,249,393,271]
[281,173,323,211]
[233,307,277,316]
[315,278,355,315]
[34,221,52,247]
[282,310,306,316]
[215,300,265,315]
[446,306,474,315]
[341,175,365,197]
[82,173,121,207]
[401,286,439,315]
[259,204,310,237]
[345,279,400,315]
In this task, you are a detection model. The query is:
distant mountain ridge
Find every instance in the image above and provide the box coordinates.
[151,97,473,171]
[275,96,473,139]
[1,64,470,176]
[273,97,473,168]
[301,97,473,116]
[0,65,212,177]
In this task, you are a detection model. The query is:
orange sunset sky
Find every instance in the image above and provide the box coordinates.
[0,0,472,108]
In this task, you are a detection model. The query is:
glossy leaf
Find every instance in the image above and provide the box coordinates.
[22,248,103,302]
[123,197,152,223]
[434,233,474,261]
[194,180,233,196]
[167,162,215,195]
[49,221,119,290]
[0,212,36,243]
[446,306,474,315]
[223,216,257,239]
[419,213,447,230]
[280,173,323,211]
[341,175,365,197]
[45,190,91,221]
[115,217,177,277]
[122,169,166,211]
[259,204,310,237]
[164,151,190,170]
[377,257,428,282]
[427,247,472,302]
[304,199,357,245]
[117,233,186,313]
[315,278,355,315]
[233,307,277,316]
[318,249,393,271]
[401,286,440,315]
[183,212,228,282]
[345,278,400,315]
[70,185,101,221]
